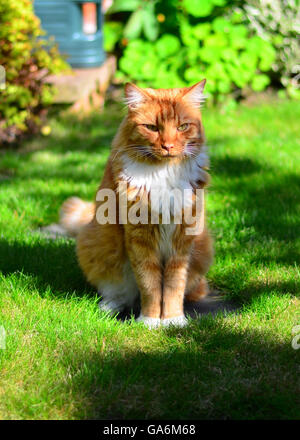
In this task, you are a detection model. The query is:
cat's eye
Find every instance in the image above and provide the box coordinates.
[144,124,158,132]
[178,123,189,132]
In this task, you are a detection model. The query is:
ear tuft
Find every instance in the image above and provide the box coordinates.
[124,83,145,109]
[183,79,206,108]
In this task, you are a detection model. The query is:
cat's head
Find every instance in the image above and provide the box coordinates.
[123,81,206,162]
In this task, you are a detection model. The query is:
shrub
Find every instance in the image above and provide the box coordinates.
[104,0,291,100]
[117,15,276,97]
[239,0,300,99]
[0,0,68,145]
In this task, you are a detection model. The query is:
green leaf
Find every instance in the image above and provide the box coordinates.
[251,74,270,91]
[246,36,263,52]
[217,80,231,93]
[212,61,229,80]
[221,48,237,61]
[142,4,159,41]
[226,64,248,88]
[108,0,141,13]
[183,0,214,17]
[193,23,211,40]
[124,9,143,39]
[119,57,136,74]
[212,17,231,33]
[141,60,159,79]
[179,17,199,48]
[155,35,181,58]
[186,46,199,64]
[240,52,258,70]
[184,67,202,82]
[205,34,228,48]
[229,25,248,48]
[199,46,221,62]
[103,22,123,52]
[258,45,276,71]
[125,39,149,53]
[230,10,244,24]
[229,36,247,49]
[230,25,248,38]
[273,35,283,46]
[287,86,300,100]
[212,0,227,5]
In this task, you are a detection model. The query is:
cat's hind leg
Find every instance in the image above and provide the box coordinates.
[185,276,209,302]
[77,220,139,315]
[98,261,139,315]
[185,227,213,302]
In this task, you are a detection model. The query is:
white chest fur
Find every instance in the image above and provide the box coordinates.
[120,150,208,217]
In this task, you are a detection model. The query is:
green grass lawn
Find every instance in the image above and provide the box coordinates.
[0,98,299,420]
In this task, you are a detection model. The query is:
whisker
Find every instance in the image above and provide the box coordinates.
[111,144,154,162]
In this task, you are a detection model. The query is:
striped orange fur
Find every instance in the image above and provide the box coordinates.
[60,81,214,328]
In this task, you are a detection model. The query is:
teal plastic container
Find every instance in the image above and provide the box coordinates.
[34,0,105,68]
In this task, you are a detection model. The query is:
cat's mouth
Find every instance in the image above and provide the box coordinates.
[141,147,180,160]
[156,152,184,161]
[160,151,178,158]
[134,145,185,161]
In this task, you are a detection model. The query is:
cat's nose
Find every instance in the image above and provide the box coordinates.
[161,144,174,152]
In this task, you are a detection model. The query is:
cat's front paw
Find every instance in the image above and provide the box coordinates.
[136,314,161,329]
[161,315,188,328]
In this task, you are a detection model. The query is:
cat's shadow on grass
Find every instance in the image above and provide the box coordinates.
[0,230,296,322]
[0,233,236,321]
[117,290,237,322]
[0,234,238,321]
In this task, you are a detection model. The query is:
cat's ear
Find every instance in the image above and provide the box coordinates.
[124,83,148,109]
[182,79,206,107]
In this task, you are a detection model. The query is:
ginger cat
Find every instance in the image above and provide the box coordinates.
[60,80,213,328]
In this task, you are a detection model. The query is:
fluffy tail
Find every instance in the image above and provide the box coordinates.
[59,197,95,237]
